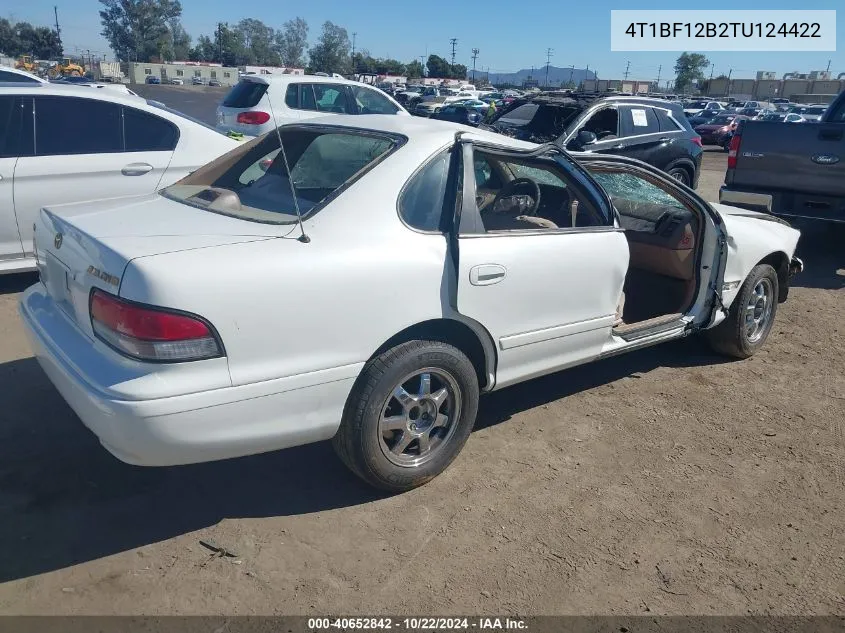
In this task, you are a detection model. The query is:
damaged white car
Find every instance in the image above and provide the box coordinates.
[20,115,802,491]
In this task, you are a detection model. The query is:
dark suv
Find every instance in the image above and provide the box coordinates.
[486,94,703,187]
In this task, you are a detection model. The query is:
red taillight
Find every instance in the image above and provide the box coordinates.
[90,290,222,362]
[691,136,702,148]
[236,111,270,125]
[727,133,742,169]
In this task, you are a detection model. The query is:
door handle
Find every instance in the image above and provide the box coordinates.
[658,137,670,142]
[469,264,506,286]
[121,162,154,176]
[612,144,625,150]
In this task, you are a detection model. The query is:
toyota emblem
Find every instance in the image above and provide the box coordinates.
[54,233,63,249]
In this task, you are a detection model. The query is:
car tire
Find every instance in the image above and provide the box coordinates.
[704,264,779,359]
[333,340,479,492]
[666,166,691,186]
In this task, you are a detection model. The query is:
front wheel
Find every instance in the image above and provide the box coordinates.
[333,340,479,492]
[704,264,779,359]
[666,166,691,186]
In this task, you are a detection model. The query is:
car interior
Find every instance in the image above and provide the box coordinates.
[472,152,703,330]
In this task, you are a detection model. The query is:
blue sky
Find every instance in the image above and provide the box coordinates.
[8,0,844,80]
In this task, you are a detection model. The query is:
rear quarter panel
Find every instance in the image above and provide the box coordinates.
[118,142,488,393]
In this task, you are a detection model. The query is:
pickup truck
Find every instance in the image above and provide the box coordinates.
[720,90,845,223]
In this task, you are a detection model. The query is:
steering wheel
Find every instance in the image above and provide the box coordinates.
[492,177,541,216]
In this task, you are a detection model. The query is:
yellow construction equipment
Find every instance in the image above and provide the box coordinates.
[15,55,38,73]
[48,57,85,78]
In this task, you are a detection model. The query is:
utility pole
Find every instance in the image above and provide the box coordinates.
[568,64,575,87]
[351,33,357,74]
[656,64,662,90]
[216,23,222,63]
[826,59,831,72]
[545,47,553,88]
[709,63,714,80]
[53,6,62,51]
[471,48,479,83]
[623,60,631,80]
[449,38,458,74]
[725,68,732,98]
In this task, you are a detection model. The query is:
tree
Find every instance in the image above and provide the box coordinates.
[450,63,467,80]
[308,21,350,75]
[166,18,191,61]
[426,54,449,78]
[236,18,278,66]
[99,0,182,62]
[0,19,62,58]
[405,59,424,79]
[273,17,308,68]
[674,52,709,93]
[188,34,215,61]
[376,58,405,76]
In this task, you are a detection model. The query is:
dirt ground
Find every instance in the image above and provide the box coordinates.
[0,148,843,615]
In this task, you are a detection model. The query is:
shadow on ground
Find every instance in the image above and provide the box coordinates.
[0,273,38,296]
[790,220,845,291]
[0,336,727,583]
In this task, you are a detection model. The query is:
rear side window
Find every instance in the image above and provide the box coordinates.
[655,108,682,132]
[400,150,453,231]
[827,99,845,122]
[222,81,268,108]
[123,106,178,151]
[34,96,122,156]
[0,70,40,83]
[285,84,298,108]
[621,106,659,135]
[350,85,399,114]
[163,128,399,224]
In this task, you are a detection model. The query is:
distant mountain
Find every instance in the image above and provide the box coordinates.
[476,65,597,87]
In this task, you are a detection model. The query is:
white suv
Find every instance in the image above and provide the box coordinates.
[216,75,409,138]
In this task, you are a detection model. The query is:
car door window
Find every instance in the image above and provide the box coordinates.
[313,84,352,113]
[123,106,179,152]
[35,96,122,156]
[399,149,453,232]
[299,84,318,110]
[472,150,607,232]
[620,106,660,136]
[579,107,619,140]
[350,85,399,114]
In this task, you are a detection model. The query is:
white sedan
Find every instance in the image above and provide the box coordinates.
[0,82,240,275]
[20,115,803,491]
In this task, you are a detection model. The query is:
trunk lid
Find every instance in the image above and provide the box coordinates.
[35,193,279,338]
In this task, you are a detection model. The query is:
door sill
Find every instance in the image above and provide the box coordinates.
[612,313,685,342]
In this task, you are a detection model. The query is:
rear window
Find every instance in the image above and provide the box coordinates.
[223,81,268,108]
[163,128,401,224]
[498,103,539,124]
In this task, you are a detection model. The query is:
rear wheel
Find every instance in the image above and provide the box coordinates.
[705,264,779,359]
[333,340,479,492]
[666,166,691,186]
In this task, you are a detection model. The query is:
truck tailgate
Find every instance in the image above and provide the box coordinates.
[727,121,845,197]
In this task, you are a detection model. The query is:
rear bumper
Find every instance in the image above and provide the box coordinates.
[720,185,845,223]
[19,283,355,467]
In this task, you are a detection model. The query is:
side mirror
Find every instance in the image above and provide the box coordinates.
[569,129,597,150]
